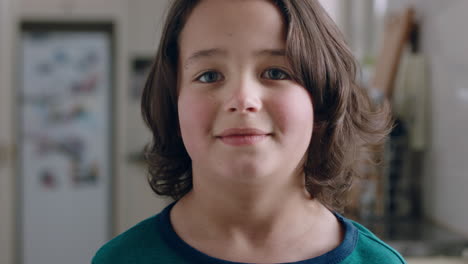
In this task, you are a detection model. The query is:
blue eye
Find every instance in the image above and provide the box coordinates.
[197,71,223,83]
[263,68,290,80]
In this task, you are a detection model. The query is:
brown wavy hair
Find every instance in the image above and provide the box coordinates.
[141,0,392,212]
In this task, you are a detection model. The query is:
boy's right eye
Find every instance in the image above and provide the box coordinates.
[196,71,223,83]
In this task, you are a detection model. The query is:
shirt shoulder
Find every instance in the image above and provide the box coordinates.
[343,220,406,264]
[91,214,168,264]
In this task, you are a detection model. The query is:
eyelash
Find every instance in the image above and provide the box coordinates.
[195,68,292,83]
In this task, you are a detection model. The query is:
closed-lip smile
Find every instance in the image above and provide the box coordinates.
[216,128,271,146]
[218,128,269,137]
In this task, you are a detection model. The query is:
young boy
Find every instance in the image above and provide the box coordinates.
[93,0,404,263]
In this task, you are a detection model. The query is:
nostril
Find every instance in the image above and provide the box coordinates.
[225,98,261,113]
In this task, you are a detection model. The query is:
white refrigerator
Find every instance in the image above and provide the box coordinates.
[18,24,113,264]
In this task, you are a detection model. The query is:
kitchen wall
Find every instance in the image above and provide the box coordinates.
[387,0,468,236]
[0,0,15,263]
[123,0,172,229]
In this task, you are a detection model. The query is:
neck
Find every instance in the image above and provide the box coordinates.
[170,170,344,263]
[175,169,323,243]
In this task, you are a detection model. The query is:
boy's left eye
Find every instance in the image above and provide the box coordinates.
[262,68,291,80]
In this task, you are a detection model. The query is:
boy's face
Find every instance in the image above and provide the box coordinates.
[177,0,314,186]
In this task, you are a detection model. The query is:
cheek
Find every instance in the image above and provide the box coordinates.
[177,92,217,154]
[272,89,314,138]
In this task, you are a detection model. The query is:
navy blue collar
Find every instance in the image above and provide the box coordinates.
[158,202,358,264]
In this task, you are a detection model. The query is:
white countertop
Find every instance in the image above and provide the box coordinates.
[407,257,468,264]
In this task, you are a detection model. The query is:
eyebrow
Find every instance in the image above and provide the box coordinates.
[183,48,286,69]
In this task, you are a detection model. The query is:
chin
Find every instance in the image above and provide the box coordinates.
[223,163,273,182]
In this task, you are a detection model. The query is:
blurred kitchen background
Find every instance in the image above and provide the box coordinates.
[0,0,467,264]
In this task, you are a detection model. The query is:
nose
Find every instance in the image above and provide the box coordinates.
[224,79,262,113]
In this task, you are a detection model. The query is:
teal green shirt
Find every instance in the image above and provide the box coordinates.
[92,203,406,264]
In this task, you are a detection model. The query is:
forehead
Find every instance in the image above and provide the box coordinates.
[178,0,287,61]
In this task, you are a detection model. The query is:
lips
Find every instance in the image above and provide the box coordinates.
[216,128,270,146]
